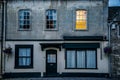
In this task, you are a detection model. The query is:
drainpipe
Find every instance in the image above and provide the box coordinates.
[108,21,112,77]
[1,0,6,77]
[1,0,4,77]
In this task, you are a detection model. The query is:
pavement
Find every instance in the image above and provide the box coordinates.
[3,77,114,80]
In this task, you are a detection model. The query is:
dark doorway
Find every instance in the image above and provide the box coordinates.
[46,50,57,75]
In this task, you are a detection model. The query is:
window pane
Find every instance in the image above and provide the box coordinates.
[86,50,96,68]
[19,58,26,66]
[26,48,31,56]
[26,58,31,66]
[76,10,87,30]
[77,51,85,68]
[19,48,27,56]
[47,54,56,63]
[66,50,75,68]
[18,48,31,66]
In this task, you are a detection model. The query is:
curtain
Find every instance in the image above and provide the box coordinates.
[47,54,56,63]
[19,48,31,66]
[77,51,85,68]
[86,50,96,68]
[66,50,75,68]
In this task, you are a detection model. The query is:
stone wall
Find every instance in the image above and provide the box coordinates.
[110,25,120,78]
[6,0,108,40]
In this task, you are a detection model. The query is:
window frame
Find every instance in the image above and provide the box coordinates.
[45,9,58,31]
[75,9,88,31]
[18,9,31,31]
[15,45,33,69]
[65,49,97,69]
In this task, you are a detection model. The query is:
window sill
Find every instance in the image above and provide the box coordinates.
[18,29,32,31]
[75,29,88,31]
[44,29,58,31]
[14,66,33,69]
[65,68,98,69]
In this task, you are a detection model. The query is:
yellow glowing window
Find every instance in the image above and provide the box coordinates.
[76,10,87,30]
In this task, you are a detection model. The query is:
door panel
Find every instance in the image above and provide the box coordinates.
[46,50,57,74]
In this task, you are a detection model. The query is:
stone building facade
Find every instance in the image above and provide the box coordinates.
[1,0,109,78]
[108,7,120,78]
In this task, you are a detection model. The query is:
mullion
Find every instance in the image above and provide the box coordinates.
[76,50,78,68]
[85,50,87,68]
[19,56,30,58]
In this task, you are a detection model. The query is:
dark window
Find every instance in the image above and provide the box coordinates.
[66,49,97,69]
[46,9,57,29]
[19,10,31,30]
[15,45,33,68]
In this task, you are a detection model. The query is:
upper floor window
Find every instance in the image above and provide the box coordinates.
[46,9,57,29]
[19,10,31,30]
[76,10,87,30]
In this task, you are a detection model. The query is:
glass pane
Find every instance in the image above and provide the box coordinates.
[47,54,56,63]
[27,12,30,16]
[50,10,52,16]
[24,12,28,16]
[19,11,24,17]
[76,21,86,30]
[66,50,75,68]
[50,16,53,20]
[76,10,87,30]
[26,58,31,66]
[77,51,85,68]
[26,48,31,56]
[86,50,96,68]
[20,25,23,28]
[53,11,57,20]
[27,21,30,25]
[19,58,26,66]
[19,21,24,25]
[19,48,27,56]
[19,16,24,20]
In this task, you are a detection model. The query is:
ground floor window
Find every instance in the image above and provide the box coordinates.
[15,45,33,68]
[66,49,97,69]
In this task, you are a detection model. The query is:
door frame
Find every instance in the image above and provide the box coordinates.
[46,49,57,74]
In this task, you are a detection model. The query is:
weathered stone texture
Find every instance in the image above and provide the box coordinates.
[111,27,120,77]
[6,0,108,40]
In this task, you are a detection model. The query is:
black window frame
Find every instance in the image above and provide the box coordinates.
[15,45,33,69]
[65,49,97,69]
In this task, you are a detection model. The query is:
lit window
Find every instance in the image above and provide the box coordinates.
[46,9,57,29]
[19,10,31,30]
[76,10,87,30]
